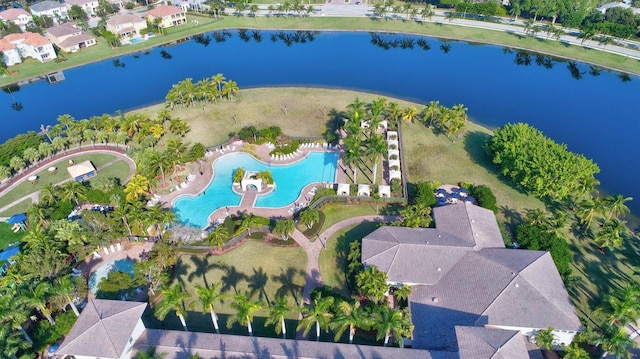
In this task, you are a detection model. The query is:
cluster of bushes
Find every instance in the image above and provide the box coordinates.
[270,139,300,156]
[346,241,364,291]
[236,125,283,144]
[413,181,440,207]
[470,185,498,214]
[232,167,245,183]
[0,132,44,167]
[515,223,573,280]
[85,177,125,204]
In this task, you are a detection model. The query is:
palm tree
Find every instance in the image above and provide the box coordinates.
[155,284,189,331]
[331,300,368,344]
[562,342,589,359]
[598,325,636,359]
[39,183,58,206]
[53,274,80,317]
[264,295,291,339]
[222,80,239,100]
[22,147,40,166]
[356,266,388,304]
[134,346,167,359]
[297,295,334,341]
[401,107,417,124]
[299,208,320,229]
[22,282,55,326]
[238,213,260,236]
[599,285,640,326]
[0,292,34,344]
[602,194,633,219]
[59,181,88,206]
[576,197,604,229]
[342,139,361,184]
[227,293,263,336]
[38,141,54,159]
[208,226,229,251]
[193,282,226,333]
[365,134,386,184]
[594,218,627,249]
[124,175,150,202]
[273,219,295,241]
[534,327,556,351]
[51,136,68,152]
[373,306,411,347]
[393,284,412,304]
[0,165,10,180]
[56,113,75,130]
[9,156,25,173]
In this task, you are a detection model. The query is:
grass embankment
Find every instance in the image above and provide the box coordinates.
[157,240,306,337]
[0,153,119,209]
[2,14,639,87]
[148,86,636,323]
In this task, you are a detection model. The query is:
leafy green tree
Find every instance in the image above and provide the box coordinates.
[535,327,556,351]
[193,282,226,333]
[155,284,189,331]
[373,306,412,347]
[398,204,432,228]
[264,295,291,339]
[299,208,320,229]
[68,5,88,21]
[227,293,262,336]
[22,282,55,326]
[331,300,368,344]
[297,295,334,341]
[208,226,229,251]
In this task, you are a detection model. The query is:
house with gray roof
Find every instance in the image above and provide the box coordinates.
[29,1,68,24]
[362,202,582,355]
[56,299,147,359]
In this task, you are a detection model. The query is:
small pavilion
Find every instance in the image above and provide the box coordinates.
[357,184,370,197]
[67,160,97,181]
[378,185,391,198]
[337,183,350,196]
[240,171,263,191]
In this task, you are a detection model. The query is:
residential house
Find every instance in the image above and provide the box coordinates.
[169,0,209,12]
[597,1,631,14]
[65,0,99,16]
[146,5,186,29]
[361,201,582,353]
[0,8,33,31]
[106,13,147,38]
[56,299,147,359]
[29,1,69,24]
[47,23,96,52]
[0,32,56,66]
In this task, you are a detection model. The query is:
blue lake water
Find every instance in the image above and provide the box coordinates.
[1,30,639,212]
[174,151,338,227]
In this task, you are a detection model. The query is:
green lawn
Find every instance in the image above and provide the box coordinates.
[88,160,131,185]
[318,221,383,296]
[319,203,383,232]
[0,199,33,218]
[0,154,118,209]
[161,240,306,336]
[2,14,638,87]
[0,222,26,251]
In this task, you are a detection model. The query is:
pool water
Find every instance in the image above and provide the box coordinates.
[130,37,143,44]
[174,151,338,227]
[89,259,135,294]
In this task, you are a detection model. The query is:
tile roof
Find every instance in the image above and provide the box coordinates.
[3,32,51,46]
[56,299,147,358]
[30,1,66,12]
[148,5,183,17]
[433,202,506,249]
[0,39,16,51]
[59,33,95,48]
[456,326,530,359]
[136,329,457,359]
[107,13,145,26]
[0,8,31,20]
[47,23,81,37]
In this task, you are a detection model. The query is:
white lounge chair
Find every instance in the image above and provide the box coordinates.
[110,244,116,253]
[93,251,102,259]
[71,268,82,274]
[104,247,110,255]
[116,243,122,251]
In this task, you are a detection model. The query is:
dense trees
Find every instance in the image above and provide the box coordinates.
[487,123,600,201]
[165,74,238,109]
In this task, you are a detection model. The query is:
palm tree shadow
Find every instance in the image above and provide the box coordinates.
[173,257,191,287]
[272,267,304,306]
[187,255,216,289]
[247,267,270,306]
[500,205,524,225]
[219,264,247,295]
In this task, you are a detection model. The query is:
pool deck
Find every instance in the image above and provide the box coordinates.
[158,141,347,224]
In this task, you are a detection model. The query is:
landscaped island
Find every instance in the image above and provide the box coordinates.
[0,87,638,359]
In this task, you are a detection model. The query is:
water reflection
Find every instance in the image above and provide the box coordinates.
[160,50,173,59]
[193,34,211,47]
[567,61,584,80]
[112,59,126,68]
[269,30,318,46]
[212,30,233,42]
[370,32,430,51]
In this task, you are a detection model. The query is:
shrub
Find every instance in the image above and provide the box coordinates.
[471,185,498,213]
[515,223,572,280]
[257,170,274,185]
[414,181,437,207]
[302,211,325,238]
[50,200,74,220]
[222,216,236,239]
[458,181,473,191]
[312,187,336,203]
[86,188,110,203]
[232,167,244,183]
[390,178,402,196]
[32,310,78,351]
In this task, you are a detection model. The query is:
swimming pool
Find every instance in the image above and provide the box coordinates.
[130,37,143,44]
[89,259,135,294]
[174,151,338,227]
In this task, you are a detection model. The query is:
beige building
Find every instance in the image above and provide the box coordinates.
[146,5,186,29]
[106,13,147,38]
[65,0,99,16]
[46,23,96,52]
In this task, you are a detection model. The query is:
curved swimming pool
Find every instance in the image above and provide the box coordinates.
[173,151,338,227]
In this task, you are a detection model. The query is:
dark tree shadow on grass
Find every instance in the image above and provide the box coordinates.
[247,267,270,306]
[219,264,247,295]
[187,255,216,289]
[272,267,304,306]
[172,257,191,287]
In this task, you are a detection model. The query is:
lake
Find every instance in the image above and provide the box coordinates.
[1,30,639,212]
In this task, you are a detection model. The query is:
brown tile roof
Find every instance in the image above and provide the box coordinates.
[0,39,16,51]
[3,32,51,46]
[0,8,31,20]
[107,13,144,26]
[148,5,183,17]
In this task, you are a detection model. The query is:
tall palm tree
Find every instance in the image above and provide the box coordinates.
[365,134,386,184]
[56,114,75,130]
[373,306,411,347]
[599,285,640,326]
[273,219,295,241]
[208,226,229,251]
[594,218,627,249]
[602,195,633,220]
[299,208,320,229]
[222,80,239,100]
[238,213,260,236]
[576,197,604,229]
[331,300,368,344]
[0,291,33,344]
[59,181,88,206]
[227,293,263,336]
[401,107,418,124]
[155,284,189,331]
[124,175,150,202]
[264,295,291,339]
[297,295,334,341]
[356,266,388,304]
[53,274,80,317]
[22,282,55,326]
[342,139,361,184]
[39,183,58,206]
[193,282,226,333]
[598,325,636,359]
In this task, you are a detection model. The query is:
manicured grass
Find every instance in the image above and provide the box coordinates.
[88,160,131,185]
[2,14,638,87]
[0,199,33,218]
[319,203,381,232]
[0,153,118,209]
[170,240,306,330]
[318,221,383,296]
[0,222,26,251]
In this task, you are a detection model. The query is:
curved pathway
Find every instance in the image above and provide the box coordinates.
[0,146,136,216]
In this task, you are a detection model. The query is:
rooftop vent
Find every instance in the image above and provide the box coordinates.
[437,267,442,272]
[515,283,519,288]
[432,297,439,303]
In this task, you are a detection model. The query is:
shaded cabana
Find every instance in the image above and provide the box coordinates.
[67,160,97,181]
[389,159,401,171]
[7,213,27,225]
[378,185,391,198]
[337,183,350,196]
[386,131,398,141]
[389,170,402,181]
[357,184,370,197]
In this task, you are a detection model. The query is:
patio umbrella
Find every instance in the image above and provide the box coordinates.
[7,213,27,224]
